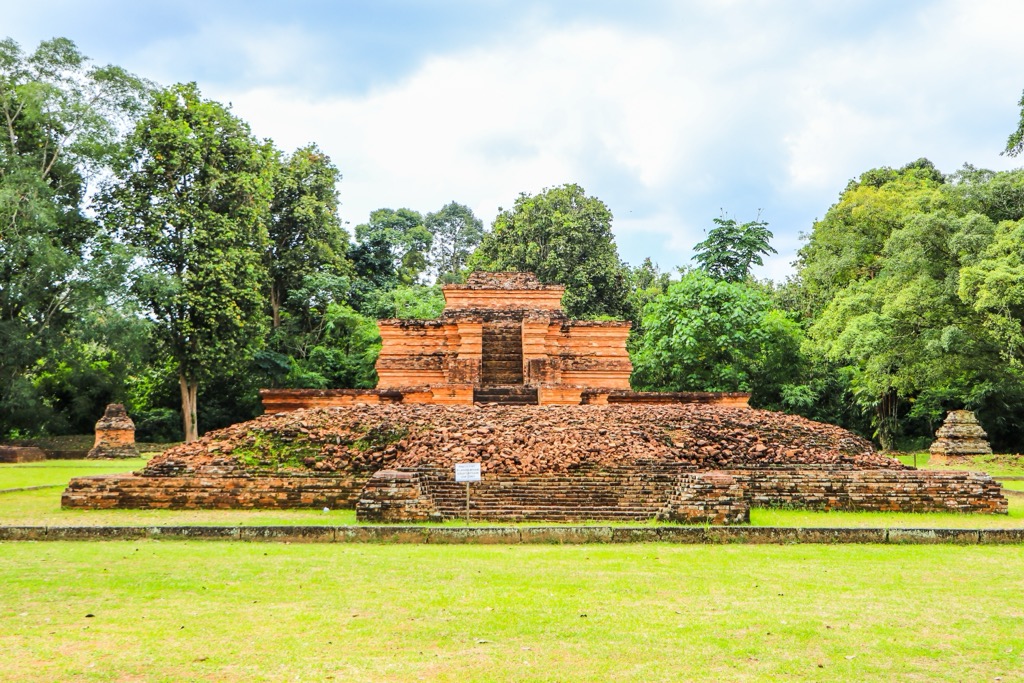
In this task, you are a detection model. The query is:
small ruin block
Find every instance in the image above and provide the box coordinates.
[86,404,140,459]
[929,410,993,457]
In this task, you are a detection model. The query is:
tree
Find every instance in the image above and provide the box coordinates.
[267,144,349,328]
[98,82,274,442]
[796,160,948,316]
[630,270,804,405]
[1004,88,1024,157]
[692,215,776,282]
[353,208,432,286]
[424,201,484,283]
[795,160,1021,449]
[469,183,629,319]
[0,37,148,434]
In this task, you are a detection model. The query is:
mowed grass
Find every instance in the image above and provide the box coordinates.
[3,458,1024,528]
[0,459,148,490]
[2,542,1023,682]
[897,452,1024,477]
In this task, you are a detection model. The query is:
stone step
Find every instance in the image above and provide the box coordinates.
[473,387,538,405]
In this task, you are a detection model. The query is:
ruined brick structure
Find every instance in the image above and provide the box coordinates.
[86,404,140,459]
[376,271,632,405]
[930,410,993,457]
[57,274,1009,522]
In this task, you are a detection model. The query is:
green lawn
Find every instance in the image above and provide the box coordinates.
[897,452,1024,477]
[752,504,1024,528]
[0,458,148,490]
[1,542,1023,682]
[3,458,1024,528]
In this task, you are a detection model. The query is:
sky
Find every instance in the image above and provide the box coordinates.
[6,0,1024,280]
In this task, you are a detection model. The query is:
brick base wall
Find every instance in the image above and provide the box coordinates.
[62,473,370,510]
[61,465,1007,519]
[660,473,750,524]
[726,467,1007,514]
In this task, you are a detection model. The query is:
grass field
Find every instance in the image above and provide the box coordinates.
[2,542,1023,681]
[896,452,1024,477]
[0,459,149,490]
[2,458,1024,528]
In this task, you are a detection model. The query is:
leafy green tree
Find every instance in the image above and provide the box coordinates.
[800,160,1010,448]
[425,201,484,284]
[98,82,274,442]
[631,270,804,407]
[354,208,432,286]
[959,216,1024,367]
[1005,88,1024,157]
[469,183,629,319]
[0,37,148,434]
[692,215,776,282]
[267,144,349,328]
[369,284,445,320]
[796,160,948,316]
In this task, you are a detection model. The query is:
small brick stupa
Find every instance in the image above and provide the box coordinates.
[86,404,140,459]
[929,410,993,457]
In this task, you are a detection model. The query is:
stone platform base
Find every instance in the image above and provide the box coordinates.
[62,465,1007,521]
[0,446,46,463]
[727,467,1007,514]
[62,473,370,510]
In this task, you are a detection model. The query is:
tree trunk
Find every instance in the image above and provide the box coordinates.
[875,389,899,451]
[270,285,281,329]
[179,374,199,443]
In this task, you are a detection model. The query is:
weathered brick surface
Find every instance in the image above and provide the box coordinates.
[0,446,46,463]
[87,403,140,459]
[355,464,750,524]
[356,470,440,522]
[725,467,1007,514]
[930,410,993,456]
[659,472,749,524]
[61,473,369,510]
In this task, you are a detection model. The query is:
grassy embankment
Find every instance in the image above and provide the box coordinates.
[1,542,1023,682]
[1,456,1023,528]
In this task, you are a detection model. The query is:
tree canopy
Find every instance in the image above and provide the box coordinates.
[692,216,776,282]
[425,201,484,284]
[97,82,275,441]
[469,183,629,319]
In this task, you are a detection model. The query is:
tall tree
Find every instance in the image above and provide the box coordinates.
[267,143,348,328]
[692,215,776,282]
[796,159,948,316]
[424,201,484,283]
[0,37,148,433]
[98,82,274,442]
[1004,88,1024,158]
[469,183,629,319]
[631,270,804,406]
[353,208,432,285]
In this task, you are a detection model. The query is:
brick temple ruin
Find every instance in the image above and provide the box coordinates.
[260,272,748,411]
[63,272,1008,522]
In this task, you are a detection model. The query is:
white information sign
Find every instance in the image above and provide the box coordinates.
[454,462,481,482]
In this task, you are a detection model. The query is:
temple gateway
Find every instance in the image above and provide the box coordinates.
[376,271,631,404]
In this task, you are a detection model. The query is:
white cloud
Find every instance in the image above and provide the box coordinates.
[170,0,1024,278]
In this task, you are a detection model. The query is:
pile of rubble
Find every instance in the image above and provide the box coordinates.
[145,404,900,477]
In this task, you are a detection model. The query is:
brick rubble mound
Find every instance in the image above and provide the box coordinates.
[144,404,901,477]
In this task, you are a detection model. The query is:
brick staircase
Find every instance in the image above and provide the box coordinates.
[473,385,539,405]
[415,462,696,521]
[480,323,523,385]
